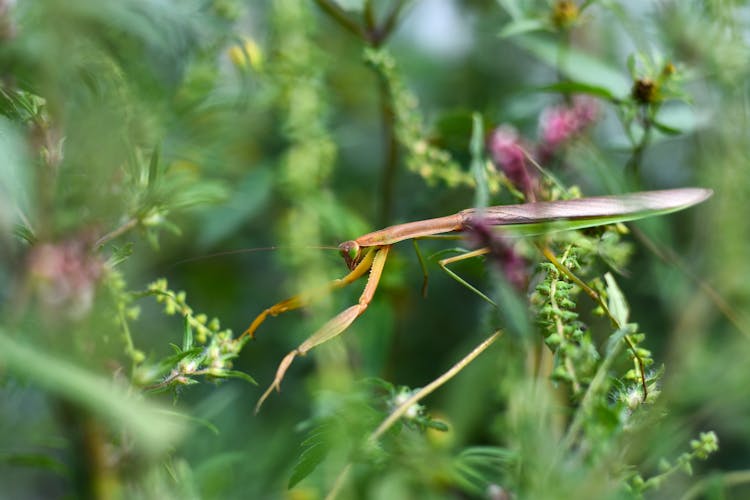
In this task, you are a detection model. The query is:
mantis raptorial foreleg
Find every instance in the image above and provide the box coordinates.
[241,248,379,341]
[255,245,391,412]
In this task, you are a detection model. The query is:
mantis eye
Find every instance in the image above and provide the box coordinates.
[338,241,360,270]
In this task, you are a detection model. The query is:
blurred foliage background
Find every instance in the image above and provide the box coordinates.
[1,0,749,498]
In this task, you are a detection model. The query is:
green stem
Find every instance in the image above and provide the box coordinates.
[681,470,750,500]
[377,70,398,226]
[626,107,653,185]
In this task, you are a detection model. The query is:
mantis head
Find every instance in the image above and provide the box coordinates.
[338,240,361,270]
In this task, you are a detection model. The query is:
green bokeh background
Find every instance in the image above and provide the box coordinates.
[1,1,749,498]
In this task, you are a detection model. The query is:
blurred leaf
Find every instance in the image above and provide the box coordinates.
[288,422,335,489]
[148,144,161,189]
[0,452,67,475]
[653,104,708,135]
[538,80,618,101]
[0,118,33,229]
[182,316,194,351]
[12,224,36,245]
[651,120,683,136]
[496,0,525,19]
[513,35,630,97]
[168,178,229,210]
[452,446,516,494]
[196,166,273,248]
[107,243,134,267]
[333,0,365,11]
[212,370,257,386]
[604,272,629,326]
[499,18,548,38]
[470,112,488,209]
[156,347,204,373]
[156,409,220,436]
[0,330,186,456]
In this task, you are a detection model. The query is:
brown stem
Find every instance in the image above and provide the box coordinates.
[94,218,138,249]
[377,72,398,226]
[314,0,367,40]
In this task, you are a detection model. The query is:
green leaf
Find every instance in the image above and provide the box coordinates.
[0,330,186,456]
[0,452,67,475]
[538,81,618,101]
[12,223,36,245]
[108,243,133,267]
[212,370,257,386]
[470,112,488,209]
[333,0,365,11]
[288,423,334,489]
[499,18,548,38]
[0,117,33,228]
[156,347,204,375]
[148,144,161,188]
[452,446,516,494]
[425,419,449,432]
[513,35,631,97]
[155,409,220,436]
[604,272,629,325]
[651,120,682,136]
[196,166,273,248]
[182,316,193,351]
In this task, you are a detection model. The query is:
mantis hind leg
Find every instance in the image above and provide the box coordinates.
[255,245,391,412]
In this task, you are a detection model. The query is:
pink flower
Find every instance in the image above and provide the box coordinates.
[488,125,536,196]
[465,216,528,291]
[28,238,104,318]
[538,96,599,155]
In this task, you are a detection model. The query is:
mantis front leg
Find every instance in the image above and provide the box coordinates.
[255,245,391,412]
[240,247,379,341]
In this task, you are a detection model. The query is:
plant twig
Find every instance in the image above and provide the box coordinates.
[631,226,750,339]
[539,244,648,401]
[314,0,367,40]
[95,217,138,249]
[372,330,502,440]
[326,330,503,500]
[681,469,750,500]
[371,1,409,47]
[625,109,653,183]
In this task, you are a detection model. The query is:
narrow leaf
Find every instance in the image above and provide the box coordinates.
[538,81,618,101]
[499,18,548,38]
[651,120,683,136]
[288,424,334,489]
[604,272,629,325]
[148,144,161,188]
[513,35,630,97]
[182,316,193,351]
[0,330,186,456]
[213,370,257,385]
[470,112,488,209]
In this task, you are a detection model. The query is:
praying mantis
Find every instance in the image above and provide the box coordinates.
[242,187,712,411]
